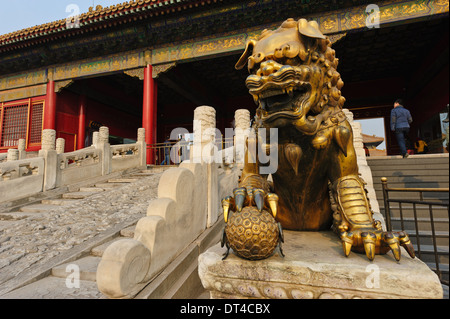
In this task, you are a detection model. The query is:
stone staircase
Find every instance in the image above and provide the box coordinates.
[0,165,171,298]
[367,154,449,287]
[0,222,138,299]
[0,164,216,299]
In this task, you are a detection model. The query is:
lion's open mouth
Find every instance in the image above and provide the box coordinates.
[259,86,308,114]
[245,64,312,123]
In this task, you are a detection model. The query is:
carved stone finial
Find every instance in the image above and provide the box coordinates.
[7,149,19,161]
[235,109,251,130]
[99,126,109,144]
[41,129,56,151]
[138,128,146,142]
[92,131,99,146]
[18,139,26,151]
[194,106,216,144]
[56,138,65,154]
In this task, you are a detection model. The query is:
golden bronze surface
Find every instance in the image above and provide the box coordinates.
[223,206,282,261]
[222,18,415,261]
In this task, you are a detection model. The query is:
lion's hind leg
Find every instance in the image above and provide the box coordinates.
[330,174,415,261]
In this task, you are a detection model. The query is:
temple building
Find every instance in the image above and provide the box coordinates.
[0,0,448,163]
[362,133,386,156]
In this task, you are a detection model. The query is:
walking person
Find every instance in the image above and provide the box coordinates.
[391,99,413,158]
[160,137,171,165]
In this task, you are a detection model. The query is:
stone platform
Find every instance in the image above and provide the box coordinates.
[199,231,443,299]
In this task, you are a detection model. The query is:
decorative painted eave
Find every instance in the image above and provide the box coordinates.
[0,0,219,51]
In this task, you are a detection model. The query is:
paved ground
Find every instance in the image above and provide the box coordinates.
[0,172,162,291]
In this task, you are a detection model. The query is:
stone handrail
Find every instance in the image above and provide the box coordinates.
[56,147,103,187]
[0,127,146,202]
[110,141,146,173]
[0,157,45,202]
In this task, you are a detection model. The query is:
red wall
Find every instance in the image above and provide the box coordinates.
[56,83,141,151]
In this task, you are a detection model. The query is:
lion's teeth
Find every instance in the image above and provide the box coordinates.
[259,89,285,99]
[286,87,294,97]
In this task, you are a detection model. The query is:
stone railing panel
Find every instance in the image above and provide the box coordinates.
[56,147,103,187]
[0,127,147,202]
[110,142,144,173]
[0,157,44,202]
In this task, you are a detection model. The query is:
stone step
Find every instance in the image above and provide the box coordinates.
[0,276,103,299]
[370,164,449,171]
[371,168,449,176]
[130,172,156,177]
[78,187,105,193]
[94,182,122,189]
[379,206,449,219]
[415,245,449,263]
[375,193,449,205]
[52,256,102,282]
[371,175,449,183]
[401,230,449,246]
[41,198,79,206]
[90,238,122,257]
[120,225,135,238]
[389,217,449,232]
[19,204,60,213]
[373,181,449,189]
[425,263,449,281]
[367,156,449,166]
[62,191,98,199]
[107,178,139,183]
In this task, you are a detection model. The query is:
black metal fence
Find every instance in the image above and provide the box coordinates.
[381,177,449,285]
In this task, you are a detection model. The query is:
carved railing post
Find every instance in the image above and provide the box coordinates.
[56,138,65,154]
[18,139,26,159]
[192,106,219,227]
[234,109,251,166]
[39,129,57,190]
[137,128,146,167]
[92,131,99,147]
[7,149,19,162]
[96,126,111,176]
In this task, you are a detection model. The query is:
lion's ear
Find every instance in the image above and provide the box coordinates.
[235,39,256,70]
[298,19,326,39]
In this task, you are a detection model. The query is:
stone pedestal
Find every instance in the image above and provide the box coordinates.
[199,231,443,299]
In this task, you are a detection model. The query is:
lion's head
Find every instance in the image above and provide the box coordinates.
[236,18,346,135]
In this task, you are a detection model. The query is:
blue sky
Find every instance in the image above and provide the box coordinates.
[0,0,121,35]
[0,1,387,148]
[356,118,386,150]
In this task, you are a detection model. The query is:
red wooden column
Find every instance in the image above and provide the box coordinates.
[153,81,158,146]
[143,65,157,164]
[43,80,57,130]
[77,95,87,150]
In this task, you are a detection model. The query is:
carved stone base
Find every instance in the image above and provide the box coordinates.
[199,231,443,299]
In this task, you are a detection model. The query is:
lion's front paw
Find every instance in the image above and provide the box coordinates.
[340,228,415,261]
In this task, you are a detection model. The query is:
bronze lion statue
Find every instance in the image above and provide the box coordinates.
[222,18,415,261]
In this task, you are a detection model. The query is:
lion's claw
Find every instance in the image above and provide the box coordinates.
[398,231,416,259]
[233,187,247,212]
[339,229,415,261]
[222,187,279,222]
